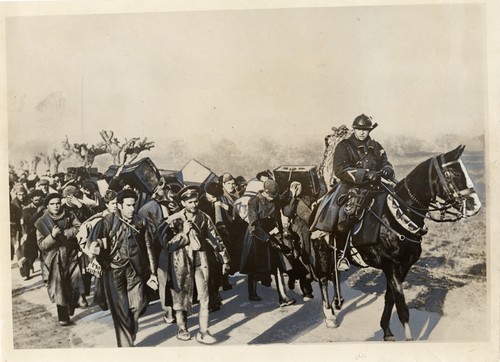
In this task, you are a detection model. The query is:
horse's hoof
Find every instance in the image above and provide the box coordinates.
[325,317,339,328]
[383,335,396,342]
[333,298,344,310]
[405,338,414,341]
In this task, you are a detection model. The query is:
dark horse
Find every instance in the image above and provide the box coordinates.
[310,145,482,341]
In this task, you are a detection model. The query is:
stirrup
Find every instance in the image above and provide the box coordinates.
[337,257,350,272]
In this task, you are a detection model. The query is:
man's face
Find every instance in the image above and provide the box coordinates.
[118,197,136,219]
[223,180,236,193]
[16,192,26,202]
[354,128,370,141]
[39,184,49,193]
[181,198,199,213]
[106,199,118,213]
[47,198,61,215]
[32,196,43,207]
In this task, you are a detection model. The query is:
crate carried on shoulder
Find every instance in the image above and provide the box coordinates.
[273,165,321,198]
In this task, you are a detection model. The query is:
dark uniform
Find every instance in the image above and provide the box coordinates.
[311,114,394,235]
[240,180,296,306]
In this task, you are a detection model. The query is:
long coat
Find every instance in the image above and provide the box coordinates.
[21,204,44,264]
[158,209,230,313]
[239,192,292,275]
[35,210,83,306]
[311,134,393,232]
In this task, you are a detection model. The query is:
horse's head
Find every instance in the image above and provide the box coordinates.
[433,145,481,218]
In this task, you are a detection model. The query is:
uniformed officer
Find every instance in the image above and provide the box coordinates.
[311,114,395,270]
[333,114,394,187]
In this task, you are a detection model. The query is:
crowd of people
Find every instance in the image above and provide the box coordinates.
[9,113,394,347]
[9,163,318,347]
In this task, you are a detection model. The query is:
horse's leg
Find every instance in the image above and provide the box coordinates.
[332,240,344,310]
[387,267,413,341]
[318,276,338,328]
[380,274,396,341]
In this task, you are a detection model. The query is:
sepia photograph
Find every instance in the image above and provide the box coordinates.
[1,0,499,361]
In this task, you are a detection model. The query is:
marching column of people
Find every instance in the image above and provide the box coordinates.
[10,166,321,346]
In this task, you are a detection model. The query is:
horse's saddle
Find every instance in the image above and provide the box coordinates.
[350,190,387,248]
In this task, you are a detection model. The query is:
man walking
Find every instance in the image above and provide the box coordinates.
[20,190,45,280]
[89,189,158,347]
[35,193,85,326]
[159,185,230,344]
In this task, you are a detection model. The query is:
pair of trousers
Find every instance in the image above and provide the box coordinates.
[103,263,145,347]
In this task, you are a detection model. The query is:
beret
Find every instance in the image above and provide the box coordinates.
[204,181,223,198]
[44,193,62,207]
[29,189,45,199]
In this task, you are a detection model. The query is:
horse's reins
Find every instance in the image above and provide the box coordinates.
[367,154,474,243]
[380,155,467,223]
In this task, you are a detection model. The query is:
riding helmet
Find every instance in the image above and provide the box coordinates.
[352,114,378,130]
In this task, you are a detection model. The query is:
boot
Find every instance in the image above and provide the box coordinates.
[248,275,261,301]
[57,305,70,326]
[222,274,233,291]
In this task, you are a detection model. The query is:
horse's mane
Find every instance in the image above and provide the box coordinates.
[395,155,434,192]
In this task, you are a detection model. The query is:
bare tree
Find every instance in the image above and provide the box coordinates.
[98,130,155,165]
[18,160,29,175]
[41,148,66,175]
[30,153,43,175]
[62,137,107,167]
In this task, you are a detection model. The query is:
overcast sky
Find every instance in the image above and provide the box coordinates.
[6,3,487,165]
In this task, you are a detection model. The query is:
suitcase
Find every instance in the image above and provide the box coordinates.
[103,157,161,194]
[177,159,217,188]
[273,165,320,197]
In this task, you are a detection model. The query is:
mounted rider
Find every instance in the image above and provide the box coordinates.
[311,114,395,270]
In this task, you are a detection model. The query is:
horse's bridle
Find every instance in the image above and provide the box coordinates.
[384,155,474,223]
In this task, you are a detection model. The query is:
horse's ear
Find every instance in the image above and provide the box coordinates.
[456,145,466,158]
[444,145,466,161]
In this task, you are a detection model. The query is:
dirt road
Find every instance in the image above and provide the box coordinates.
[9,257,487,350]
